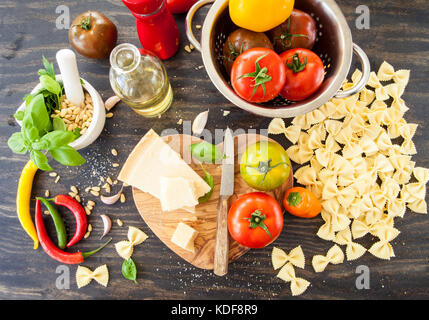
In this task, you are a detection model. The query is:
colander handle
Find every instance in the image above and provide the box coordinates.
[185,0,215,52]
[335,43,371,98]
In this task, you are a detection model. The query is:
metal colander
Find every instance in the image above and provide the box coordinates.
[186,0,370,118]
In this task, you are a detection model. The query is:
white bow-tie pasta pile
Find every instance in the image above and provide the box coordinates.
[268,61,428,295]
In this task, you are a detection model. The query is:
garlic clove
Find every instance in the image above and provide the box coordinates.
[100,214,112,239]
[100,186,123,205]
[192,110,209,135]
[104,96,121,111]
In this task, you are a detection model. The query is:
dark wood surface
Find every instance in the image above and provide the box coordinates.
[1,0,429,300]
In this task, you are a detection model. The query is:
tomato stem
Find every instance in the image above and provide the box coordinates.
[243,210,272,238]
[287,192,302,207]
[79,14,92,31]
[245,159,289,186]
[236,54,272,100]
[275,18,309,49]
[286,53,308,73]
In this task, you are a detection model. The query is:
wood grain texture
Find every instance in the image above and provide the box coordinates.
[0,0,428,300]
[132,134,293,271]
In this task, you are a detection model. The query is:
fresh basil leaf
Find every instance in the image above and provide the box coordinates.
[14,111,25,121]
[25,127,40,142]
[190,141,223,164]
[72,127,81,139]
[39,75,61,95]
[22,93,52,136]
[23,94,33,106]
[42,56,56,80]
[30,149,53,171]
[52,117,66,131]
[198,165,214,204]
[122,258,138,284]
[8,132,27,154]
[40,130,76,150]
[49,145,86,166]
[31,139,50,151]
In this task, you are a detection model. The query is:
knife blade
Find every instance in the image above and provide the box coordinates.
[214,127,234,276]
[220,127,235,196]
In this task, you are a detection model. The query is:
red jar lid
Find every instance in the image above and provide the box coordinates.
[121,0,164,15]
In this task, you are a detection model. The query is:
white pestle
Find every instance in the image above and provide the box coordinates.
[56,49,84,107]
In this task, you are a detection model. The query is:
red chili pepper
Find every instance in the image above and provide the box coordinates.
[35,199,111,264]
[53,195,87,248]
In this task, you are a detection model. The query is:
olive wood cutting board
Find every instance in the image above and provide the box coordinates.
[132,133,293,270]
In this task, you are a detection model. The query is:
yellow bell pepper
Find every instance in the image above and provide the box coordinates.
[16,160,39,249]
[229,0,295,32]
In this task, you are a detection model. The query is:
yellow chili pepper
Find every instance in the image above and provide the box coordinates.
[229,0,295,32]
[16,160,39,249]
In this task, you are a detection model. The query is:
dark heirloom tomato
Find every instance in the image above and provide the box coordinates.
[228,192,284,249]
[280,48,324,101]
[223,28,274,75]
[267,9,317,53]
[69,11,118,59]
[231,48,286,103]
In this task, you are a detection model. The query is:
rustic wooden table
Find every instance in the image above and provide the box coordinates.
[1,0,428,300]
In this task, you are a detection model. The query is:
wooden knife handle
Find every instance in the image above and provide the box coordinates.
[214,195,229,276]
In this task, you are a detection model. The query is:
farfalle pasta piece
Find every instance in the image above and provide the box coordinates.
[381,177,401,200]
[286,145,313,165]
[322,199,351,232]
[336,186,355,209]
[376,61,395,81]
[334,227,367,261]
[351,219,372,239]
[307,130,324,150]
[321,177,338,200]
[115,226,148,260]
[373,154,394,173]
[386,198,406,218]
[359,88,376,106]
[407,199,427,214]
[402,182,426,201]
[312,244,344,273]
[375,130,393,152]
[76,265,109,288]
[413,167,429,184]
[294,165,317,186]
[342,141,363,159]
[376,62,410,87]
[393,69,410,88]
[359,135,379,156]
[386,83,409,113]
[319,101,338,118]
[277,262,310,296]
[271,246,305,270]
[267,118,302,144]
[317,210,336,241]
[368,227,400,260]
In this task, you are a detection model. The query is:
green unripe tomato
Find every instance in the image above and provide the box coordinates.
[240,141,291,191]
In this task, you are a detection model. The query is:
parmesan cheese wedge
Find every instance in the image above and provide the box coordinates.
[160,177,199,212]
[171,222,199,253]
[118,129,211,211]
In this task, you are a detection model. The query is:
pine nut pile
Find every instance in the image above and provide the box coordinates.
[53,92,93,135]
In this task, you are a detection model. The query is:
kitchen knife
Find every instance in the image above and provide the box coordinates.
[214,127,234,276]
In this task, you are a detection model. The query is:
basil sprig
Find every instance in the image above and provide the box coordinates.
[8,57,85,171]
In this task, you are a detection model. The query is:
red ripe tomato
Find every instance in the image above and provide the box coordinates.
[231,48,286,103]
[280,48,324,101]
[228,192,284,249]
[167,0,197,14]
